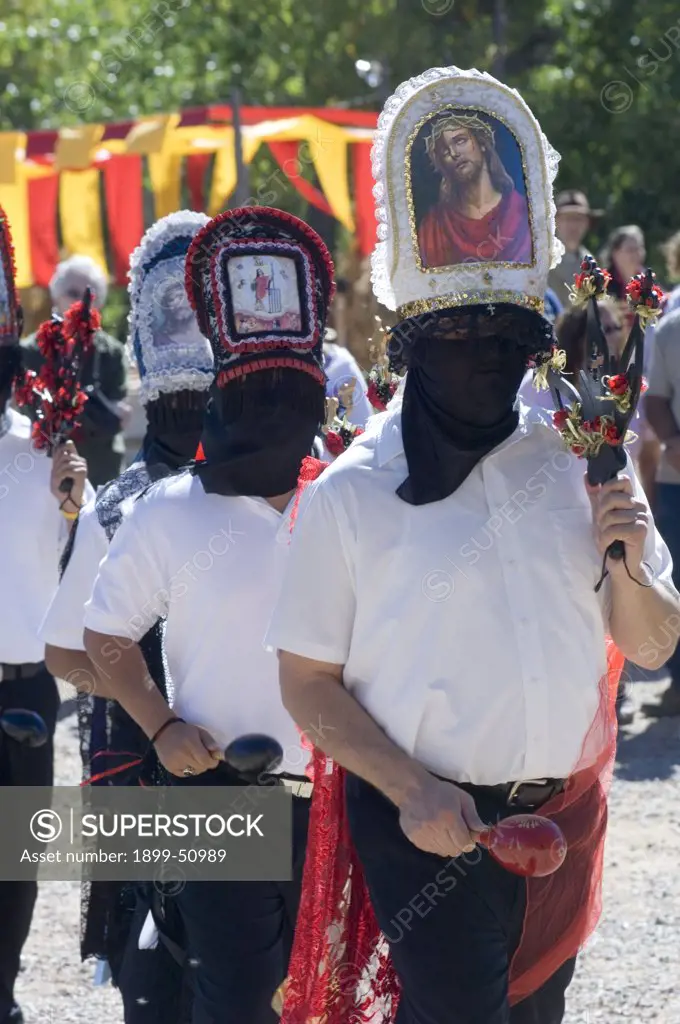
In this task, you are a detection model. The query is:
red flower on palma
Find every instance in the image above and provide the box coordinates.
[12,370,39,407]
[553,409,569,429]
[36,320,65,360]
[626,276,663,309]
[571,444,586,457]
[603,424,621,444]
[581,417,603,434]
[553,408,570,430]
[31,420,50,450]
[71,389,88,414]
[367,380,386,412]
[62,301,101,350]
[325,431,344,456]
[607,374,629,396]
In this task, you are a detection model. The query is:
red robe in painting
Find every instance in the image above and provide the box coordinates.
[418,188,532,267]
[254,273,271,304]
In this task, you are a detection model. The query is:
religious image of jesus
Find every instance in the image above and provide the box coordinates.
[417,112,532,268]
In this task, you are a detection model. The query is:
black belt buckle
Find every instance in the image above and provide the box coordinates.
[506,778,550,808]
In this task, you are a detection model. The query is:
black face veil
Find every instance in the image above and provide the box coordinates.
[389,305,554,506]
[195,368,326,498]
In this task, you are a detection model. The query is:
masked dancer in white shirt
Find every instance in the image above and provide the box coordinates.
[266,68,680,1024]
[39,210,213,1024]
[83,207,337,1024]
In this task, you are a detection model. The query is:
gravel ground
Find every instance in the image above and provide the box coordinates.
[13,678,680,1023]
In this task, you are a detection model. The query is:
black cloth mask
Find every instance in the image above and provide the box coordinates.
[143,391,207,471]
[195,369,325,498]
[397,335,529,506]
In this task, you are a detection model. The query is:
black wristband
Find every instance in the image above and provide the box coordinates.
[150,715,185,746]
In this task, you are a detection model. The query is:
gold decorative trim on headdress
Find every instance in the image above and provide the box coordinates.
[424,112,495,166]
[397,290,544,320]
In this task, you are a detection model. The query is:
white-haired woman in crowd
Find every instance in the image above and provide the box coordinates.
[20,255,130,487]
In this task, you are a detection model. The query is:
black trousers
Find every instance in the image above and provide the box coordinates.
[174,767,310,1024]
[0,670,59,1021]
[118,893,193,1024]
[346,773,577,1024]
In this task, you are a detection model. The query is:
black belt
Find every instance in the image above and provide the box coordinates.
[260,771,313,799]
[0,661,46,682]
[448,777,565,809]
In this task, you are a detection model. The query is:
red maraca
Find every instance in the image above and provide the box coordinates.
[477,814,567,877]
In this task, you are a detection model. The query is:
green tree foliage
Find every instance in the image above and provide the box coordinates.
[1,0,679,275]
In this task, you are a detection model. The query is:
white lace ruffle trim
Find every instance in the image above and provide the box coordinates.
[370,66,564,314]
[139,367,214,405]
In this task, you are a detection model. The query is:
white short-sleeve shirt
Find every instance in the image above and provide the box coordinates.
[0,408,93,663]
[266,406,673,786]
[39,497,110,652]
[84,471,309,774]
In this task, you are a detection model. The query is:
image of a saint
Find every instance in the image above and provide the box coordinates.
[253,267,271,311]
[416,111,532,268]
[228,255,301,333]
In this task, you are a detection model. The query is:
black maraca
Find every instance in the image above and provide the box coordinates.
[0,708,48,748]
[223,733,283,784]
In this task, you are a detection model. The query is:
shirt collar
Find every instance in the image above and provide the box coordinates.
[375,402,549,469]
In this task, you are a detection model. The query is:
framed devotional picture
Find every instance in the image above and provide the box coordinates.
[410,108,533,270]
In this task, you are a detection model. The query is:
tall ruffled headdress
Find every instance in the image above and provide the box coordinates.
[129,210,214,404]
[371,66,563,325]
[184,206,335,388]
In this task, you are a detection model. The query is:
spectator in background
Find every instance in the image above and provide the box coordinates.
[543,285,563,326]
[643,305,680,717]
[548,190,602,308]
[517,303,583,413]
[323,327,372,427]
[601,224,646,307]
[661,230,680,315]
[21,256,130,487]
[600,224,661,504]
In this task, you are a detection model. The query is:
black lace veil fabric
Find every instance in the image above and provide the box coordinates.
[387,305,555,506]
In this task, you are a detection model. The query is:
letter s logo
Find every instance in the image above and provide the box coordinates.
[30,809,63,843]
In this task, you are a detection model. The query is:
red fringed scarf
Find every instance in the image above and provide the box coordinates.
[281,638,624,1022]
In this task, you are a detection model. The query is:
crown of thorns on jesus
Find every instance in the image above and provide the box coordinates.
[425,112,496,166]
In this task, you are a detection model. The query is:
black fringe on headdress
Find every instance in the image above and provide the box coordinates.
[387,304,555,373]
[145,388,208,433]
[217,366,326,426]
